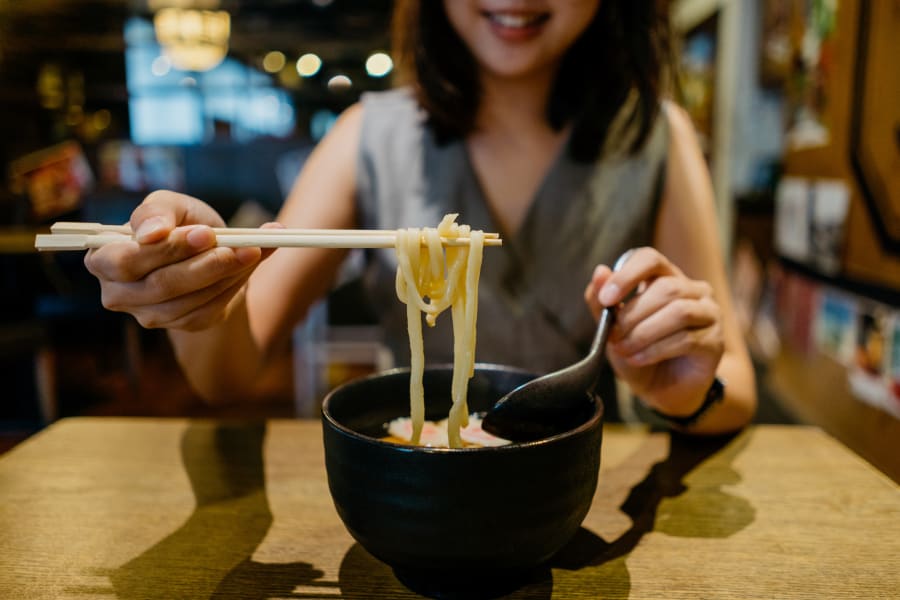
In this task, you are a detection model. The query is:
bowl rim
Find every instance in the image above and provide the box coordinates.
[321,362,605,453]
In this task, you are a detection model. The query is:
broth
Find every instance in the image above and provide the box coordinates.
[382,414,510,448]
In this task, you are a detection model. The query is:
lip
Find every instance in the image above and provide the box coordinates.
[481,10,551,42]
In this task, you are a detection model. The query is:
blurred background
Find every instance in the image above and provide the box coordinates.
[0,0,898,481]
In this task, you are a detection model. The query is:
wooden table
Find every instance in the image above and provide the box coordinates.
[1,417,898,599]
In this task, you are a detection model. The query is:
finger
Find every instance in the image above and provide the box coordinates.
[126,272,248,330]
[612,323,723,368]
[598,247,685,306]
[612,276,713,341]
[611,296,720,359]
[137,245,260,302]
[159,278,249,331]
[85,225,219,283]
[584,264,613,320]
[131,190,225,243]
[99,245,260,308]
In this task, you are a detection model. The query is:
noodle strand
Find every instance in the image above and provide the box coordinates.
[394,215,485,448]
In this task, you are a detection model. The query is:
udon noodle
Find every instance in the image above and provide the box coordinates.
[394,214,484,448]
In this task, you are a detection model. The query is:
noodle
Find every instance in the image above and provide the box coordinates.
[394,214,485,448]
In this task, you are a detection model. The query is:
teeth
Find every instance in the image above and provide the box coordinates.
[488,13,543,28]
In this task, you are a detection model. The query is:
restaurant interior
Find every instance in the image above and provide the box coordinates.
[1,0,898,491]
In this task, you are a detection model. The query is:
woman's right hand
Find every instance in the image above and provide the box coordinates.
[84,190,275,331]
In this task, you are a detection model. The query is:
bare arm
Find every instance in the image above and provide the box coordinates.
[167,104,363,402]
[652,103,756,431]
[584,104,756,433]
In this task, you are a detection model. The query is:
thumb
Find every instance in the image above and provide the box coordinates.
[584,264,613,320]
[131,190,223,244]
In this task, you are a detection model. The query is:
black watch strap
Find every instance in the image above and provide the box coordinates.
[652,376,726,428]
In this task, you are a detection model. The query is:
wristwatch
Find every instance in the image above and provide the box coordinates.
[652,376,726,428]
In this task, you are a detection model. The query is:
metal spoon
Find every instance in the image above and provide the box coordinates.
[481,249,634,442]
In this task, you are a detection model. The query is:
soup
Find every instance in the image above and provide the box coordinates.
[381,414,510,448]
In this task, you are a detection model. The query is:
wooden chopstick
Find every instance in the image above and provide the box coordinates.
[50,221,501,239]
[35,225,502,251]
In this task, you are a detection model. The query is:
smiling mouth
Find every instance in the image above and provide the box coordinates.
[483,11,551,30]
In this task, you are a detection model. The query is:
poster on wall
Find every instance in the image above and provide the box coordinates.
[813,289,857,365]
[772,267,819,355]
[784,0,839,151]
[887,315,900,417]
[774,176,810,262]
[847,304,894,416]
[809,179,850,275]
[774,176,851,276]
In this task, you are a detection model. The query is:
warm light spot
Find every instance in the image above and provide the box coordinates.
[327,74,351,91]
[278,65,301,88]
[296,53,322,77]
[92,109,112,130]
[262,50,286,73]
[153,8,230,72]
[365,52,393,77]
[65,106,84,126]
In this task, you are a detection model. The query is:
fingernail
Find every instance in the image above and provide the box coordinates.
[135,217,165,242]
[186,226,214,249]
[599,283,620,306]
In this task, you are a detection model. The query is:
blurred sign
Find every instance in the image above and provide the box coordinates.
[8,141,93,222]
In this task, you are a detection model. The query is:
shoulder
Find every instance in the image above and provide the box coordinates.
[660,100,703,158]
[360,87,424,123]
[658,100,712,196]
[357,87,430,164]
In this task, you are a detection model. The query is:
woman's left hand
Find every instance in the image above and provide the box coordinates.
[584,246,724,417]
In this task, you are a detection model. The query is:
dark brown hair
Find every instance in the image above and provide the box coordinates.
[391,0,672,161]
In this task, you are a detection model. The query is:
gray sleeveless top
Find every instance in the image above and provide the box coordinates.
[356,88,668,378]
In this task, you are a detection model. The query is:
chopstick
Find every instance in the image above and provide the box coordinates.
[49,221,501,239]
[35,222,502,251]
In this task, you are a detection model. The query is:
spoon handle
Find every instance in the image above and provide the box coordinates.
[587,248,635,360]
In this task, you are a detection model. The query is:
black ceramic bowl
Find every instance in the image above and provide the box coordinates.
[321,364,604,597]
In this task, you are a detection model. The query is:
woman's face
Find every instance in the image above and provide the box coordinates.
[442,0,601,82]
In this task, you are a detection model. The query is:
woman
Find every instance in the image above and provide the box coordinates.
[85,0,756,433]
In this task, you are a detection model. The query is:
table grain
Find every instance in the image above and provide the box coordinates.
[1,417,898,599]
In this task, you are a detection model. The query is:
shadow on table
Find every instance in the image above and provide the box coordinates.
[547,429,756,597]
[73,422,754,600]
[337,429,756,599]
[86,421,337,599]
